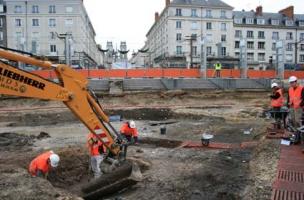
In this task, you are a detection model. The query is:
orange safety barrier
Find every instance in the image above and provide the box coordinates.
[31,68,304,79]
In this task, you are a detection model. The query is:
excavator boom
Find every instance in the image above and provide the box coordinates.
[0,48,123,157]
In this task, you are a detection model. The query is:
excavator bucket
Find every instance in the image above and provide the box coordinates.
[81,161,142,200]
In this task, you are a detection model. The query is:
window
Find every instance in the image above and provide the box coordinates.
[49,19,56,27]
[235,41,240,48]
[247,53,254,61]
[15,32,22,39]
[247,31,253,38]
[286,20,294,26]
[300,33,304,40]
[176,46,182,55]
[32,19,39,26]
[271,19,279,25]
[191,9,197,17]
[206,10,212,18]
[49,5,56,13]
[66,6,73,13]
[192,46,197,56]
[258,53,265,61]
[176,8,182,16]
[272,32,279,40]
[257,18,265,25]
[50,45,56,53]
[221,35,226,42]
[235,52,240,58]
[32,32,39,40]
[0,31,3,41]
[258,42,265,49]
[207,46,212,56]
[32,40,37,54]
[15,19,22,27]
[286,32,293,40]
[301,44,304,51]
[191,22,198,30]
[0,18,3,27]
[286,43,293,51]
[49,32,56,40]
[234,18,242,24]
[65,19,73,26]
[191,34,197,40]
[221,23,226,31]
[176,33,182,41]
[272,43,276,50]
[206,22,212,30]
[14,5,22,13]
[176,21,181,29]
[235,30,242,38]
[246,18,254,24]
[286,54,293,62]
[299,21,304,27]
[258,31,265,39]
[220,10,226,18]
[221,47,226,56]
[32,5,39,13]
[247,41,254,49]
[300,55,304,62]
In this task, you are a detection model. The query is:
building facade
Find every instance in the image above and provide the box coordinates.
[145,0,304,69]
[4,0,101,68]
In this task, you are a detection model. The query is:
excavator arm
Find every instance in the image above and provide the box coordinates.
[0,48,124,157]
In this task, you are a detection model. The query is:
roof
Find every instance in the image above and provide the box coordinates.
[170,0,233,9]
[233,11,304,26]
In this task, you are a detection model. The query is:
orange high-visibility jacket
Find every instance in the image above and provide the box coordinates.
[87,133,106,156]
[289,86,303,108]
[120,123,138,137]
[29,151,53,176]
[271,89,284,107]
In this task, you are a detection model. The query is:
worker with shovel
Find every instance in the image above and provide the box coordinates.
[270,82,285,128]
[29,150,60,178]
[87,132,106,179]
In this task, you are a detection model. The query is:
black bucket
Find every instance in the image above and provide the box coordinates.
[160,126,166,135]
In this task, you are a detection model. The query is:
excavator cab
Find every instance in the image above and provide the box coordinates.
[0,47,141,198]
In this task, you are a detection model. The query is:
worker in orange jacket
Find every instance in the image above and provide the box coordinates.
[120,120,139,144]
[287,76,304,128]
[29,150,60,178]
[87,132,106,178]
[270,82,285,128]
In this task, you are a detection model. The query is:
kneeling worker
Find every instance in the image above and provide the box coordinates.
[120,120,139,144]
[87,132,106,179]
[29,150,60,178]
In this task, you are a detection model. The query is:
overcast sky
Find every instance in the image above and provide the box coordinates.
[83,0,303,52]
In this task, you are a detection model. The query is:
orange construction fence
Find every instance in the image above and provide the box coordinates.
[31,68,304,79]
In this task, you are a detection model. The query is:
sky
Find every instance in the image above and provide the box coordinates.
[83,0,303,53]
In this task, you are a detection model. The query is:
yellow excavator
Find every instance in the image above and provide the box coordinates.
[0,47,141,199]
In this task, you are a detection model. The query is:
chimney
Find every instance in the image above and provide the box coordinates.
[279,6,294,19]
[255,6,263,16]
[166,0,170,7]
[155,12,160,22]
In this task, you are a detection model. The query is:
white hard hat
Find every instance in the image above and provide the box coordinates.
[129,120,136,128]
[289,76,297,83]
[271,83,278,88]
[49,154,60,167]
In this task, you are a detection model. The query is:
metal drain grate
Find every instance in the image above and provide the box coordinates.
[272,189,304,200]
[278,170,304,183]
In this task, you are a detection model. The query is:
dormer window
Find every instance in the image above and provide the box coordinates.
[271,19,280,25]
[286,20,294,26]
[257,18,265,25]
[246,18,254,24]
[234,18,242,24]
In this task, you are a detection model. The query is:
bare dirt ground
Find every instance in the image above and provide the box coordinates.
[0,91,280,200]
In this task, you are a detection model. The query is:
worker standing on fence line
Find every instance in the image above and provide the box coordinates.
[287,76,304,128]
[270,82,284,128]
[214,61,222,78]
